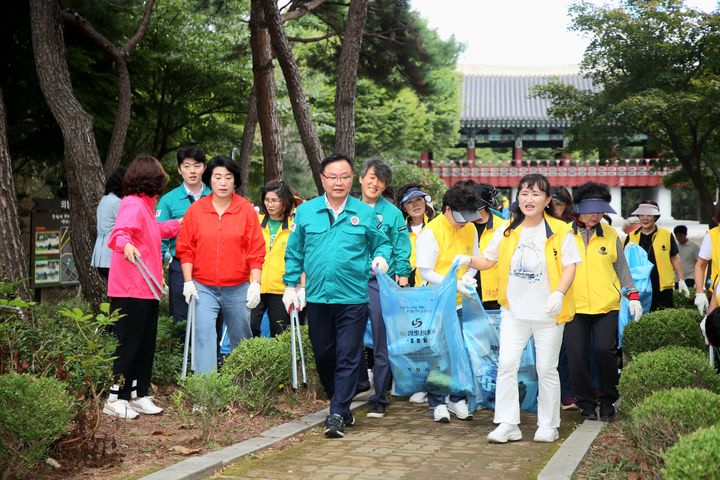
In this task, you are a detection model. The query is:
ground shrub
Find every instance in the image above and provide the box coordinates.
[175,372,236,443]
[222,325,319,414]
[629,388,720,467]
[673,287,697,310]
[152,315,184,385]
[661,425,720,479]
[622,308,704,359]
[618,346,720,411]
[0,373,76,478]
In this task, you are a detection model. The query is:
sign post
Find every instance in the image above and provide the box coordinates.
[30,199,79,289]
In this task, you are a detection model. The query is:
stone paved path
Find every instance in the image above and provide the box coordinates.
[216,400,581,480]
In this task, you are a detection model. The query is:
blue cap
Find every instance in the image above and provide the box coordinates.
[400,188,431,204]
[574,198,616,215]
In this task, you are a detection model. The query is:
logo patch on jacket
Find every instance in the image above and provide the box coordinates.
[290,223,296,232]
[156,209,161,218]
[350,216,360,226]
[377,214,383,223]
[598,246,607,255]
[398,225,407,232]
[661,244,667,251]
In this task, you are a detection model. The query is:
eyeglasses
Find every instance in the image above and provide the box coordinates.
[321,173,353,184]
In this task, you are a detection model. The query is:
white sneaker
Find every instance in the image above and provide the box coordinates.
[409,391,428,404]
[534,427,559,443]
[433,404,451,423]
[103,399,139,419]
[447,398,473,420]
[487,423,522,443]
[130,396,163,415]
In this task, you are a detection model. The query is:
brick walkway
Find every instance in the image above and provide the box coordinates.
[216,400,581,480]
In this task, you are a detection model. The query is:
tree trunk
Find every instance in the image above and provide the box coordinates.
[261,0,324,193]
[681,154,717,225]
[238,86,258,198]
[29,0,105,306]
[62,0,155,177]
[250,0,283,184]
[333,0,368,160]
[0,87,31,300]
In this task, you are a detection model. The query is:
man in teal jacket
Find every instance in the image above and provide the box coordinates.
[156,146,211,323]
[283,153,391,439]
[358,158,411,419]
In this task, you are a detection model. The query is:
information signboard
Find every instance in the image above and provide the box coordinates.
[30,199,79,288]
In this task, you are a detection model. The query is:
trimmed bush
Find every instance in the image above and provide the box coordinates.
[629,388,720,466]
[222,325,319,414]
[622,308,704,359]
[618,346,720,411]
[0,374,76,477]
[661,425,720,479]
[673,287,697,310]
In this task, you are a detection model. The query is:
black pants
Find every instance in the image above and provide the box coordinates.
[97,267,109,280]
[307,302,368,417]
[168,257,188,323]
[651,288,674,312]
[250,293,291,337]
[564,310,619,409]
[109,297,159,400]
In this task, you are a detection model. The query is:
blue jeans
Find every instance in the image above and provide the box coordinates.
[193,281,251,374]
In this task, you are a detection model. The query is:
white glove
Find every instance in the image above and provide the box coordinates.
[372,256,389,274]
[296,287,306,311]
[545,291,565,318]
[695,293,709,316]
[183,281,199,304]
[701,315,709,345]
[628,299,643,322]
[246,281,261,309]
[456,272,477,297]
[282,286,299,313]
[454,255,472,268]
[677,279,690,298]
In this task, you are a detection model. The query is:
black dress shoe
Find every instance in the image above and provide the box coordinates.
[599,403,616,422]
[580,405,598,421]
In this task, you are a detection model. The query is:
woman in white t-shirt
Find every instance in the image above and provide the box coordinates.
[457,174,581,444]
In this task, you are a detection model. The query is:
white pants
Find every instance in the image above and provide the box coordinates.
[493,308,565,429]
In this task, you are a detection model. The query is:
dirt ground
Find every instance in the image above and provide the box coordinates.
[41,386,328,480]
[573,413,654,480]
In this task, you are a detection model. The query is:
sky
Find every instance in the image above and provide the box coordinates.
[410,0,719,67]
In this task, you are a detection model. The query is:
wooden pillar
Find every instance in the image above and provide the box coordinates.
[513,134,523,164]
[420,151,430,169]
[467,136,476,168]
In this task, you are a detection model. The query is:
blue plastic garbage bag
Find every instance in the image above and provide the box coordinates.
[377,262,474,397]
[461,292,538,413]
[363,318,373,349]
[618,243,654,348]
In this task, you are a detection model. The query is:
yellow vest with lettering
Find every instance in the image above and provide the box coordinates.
[497,213,576,324]
[708,226,720,290]
[573,223,621,314]
[628,227,675,291]
[425,214,476,304]
[258,214,292,294]
[478,213,505,302]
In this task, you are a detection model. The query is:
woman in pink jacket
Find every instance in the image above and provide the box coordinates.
[104,156,180,419]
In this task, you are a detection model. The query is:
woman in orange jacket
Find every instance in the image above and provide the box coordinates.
[176,156,266,374]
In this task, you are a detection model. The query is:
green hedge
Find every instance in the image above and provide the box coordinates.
[661,425,720,479]
[0,374,76,477]
[673,287,697,310]
[629,388,720,466]
[222,326,320,414]
[618,346,720,412]
[622,308,704,359]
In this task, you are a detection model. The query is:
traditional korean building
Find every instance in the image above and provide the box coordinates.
[420,65,673,218]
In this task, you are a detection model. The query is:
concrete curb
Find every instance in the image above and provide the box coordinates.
[537,419,606,480]
[139,396,370,480]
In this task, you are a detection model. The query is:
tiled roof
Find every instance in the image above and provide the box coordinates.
[461,70,596,129]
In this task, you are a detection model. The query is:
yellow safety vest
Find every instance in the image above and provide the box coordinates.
[628,227,675,291]
[573,222,621,314]
[258,214,292,294]
[708,226,720,290]
[478,212,505,302]
[496,213,576,324]
[424,214,476,304]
